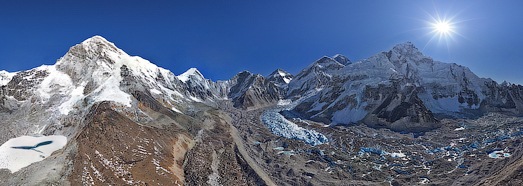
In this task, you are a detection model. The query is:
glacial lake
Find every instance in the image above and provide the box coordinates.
[0,135,67,173]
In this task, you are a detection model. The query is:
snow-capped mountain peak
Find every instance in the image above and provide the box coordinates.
[287,56,345,96]
[387,42,427,63]
[314,56,344,68]
[391,41,417,52]
[275,69,289,77]
[34,36,186,116]
[267,69,293,85]
[80,36,126,55]
[177,68,205,83]
[333,54,351,65]
[55,36,174,85]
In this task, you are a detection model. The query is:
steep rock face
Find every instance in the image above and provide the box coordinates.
[4,68,48,101]
[362,81,440,132]
[287,56,345,97]
[481,82,523,115]
[333,54,351,65]
[228,71,281,109]
[288,42,523,132]
[0,66,59,141]
[266,69,293,98]
[177,68,228,102]
[266,69,293,88]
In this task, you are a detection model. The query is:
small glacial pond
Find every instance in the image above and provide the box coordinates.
[488,150,511,159]
[0,135,67,173]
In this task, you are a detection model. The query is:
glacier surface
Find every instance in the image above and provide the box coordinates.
[261,90,329,146]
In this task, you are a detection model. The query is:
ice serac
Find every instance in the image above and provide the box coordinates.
[288,42,523,132]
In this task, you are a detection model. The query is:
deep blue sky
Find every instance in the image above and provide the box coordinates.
[1,0,522,84]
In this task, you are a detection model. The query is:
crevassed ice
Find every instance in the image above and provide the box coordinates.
[261,90,329,146]
[261,110,328,146]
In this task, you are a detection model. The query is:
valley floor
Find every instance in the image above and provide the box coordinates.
[217,102,523,186]
[1,101,521,186]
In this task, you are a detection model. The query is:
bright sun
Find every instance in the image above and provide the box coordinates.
[429,18,456,39]
[422,10,463,54]
[434,21,451,34]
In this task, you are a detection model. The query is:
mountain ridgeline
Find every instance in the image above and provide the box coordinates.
[1,36,523,185]
[1,37,522,132]
[287,42,523,132]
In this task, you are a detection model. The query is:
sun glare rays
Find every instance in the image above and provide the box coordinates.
[427,15,457,46]
[418,6,467,57]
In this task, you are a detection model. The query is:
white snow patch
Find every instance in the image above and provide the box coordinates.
[177,68,202,83]
[390,152,406,158]
[59,82,87,115]
[150,88,162,95]
[276,70,292,84]
[92,74,132,107]
[277,99,292,106]
[158,84,184,98]
[37,66,74,101]
[0,70,16,86]
[261,91,328,146]
[152,158,171,174]
[421,91,482,115]
[420,96,462,113]
[331,104,368,124]
[0,135,67,173]
[87,52,132,108]
[189,95,203,102]
[171,107,182,114]
[419,177,430,184]
[283,77,291,84]
[488,150,511,159]
[454,127,465,131]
